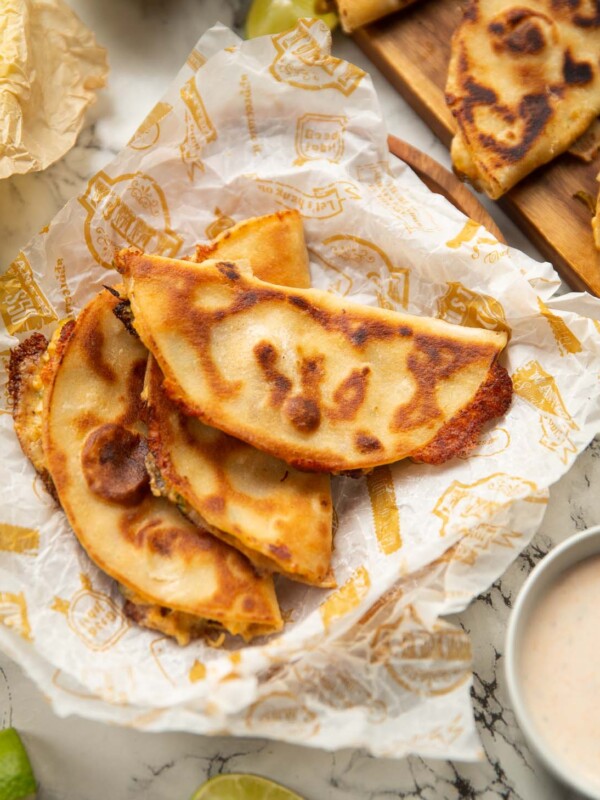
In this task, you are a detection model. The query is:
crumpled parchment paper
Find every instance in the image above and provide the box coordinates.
[0,0,108,179]
[0,20,599,760]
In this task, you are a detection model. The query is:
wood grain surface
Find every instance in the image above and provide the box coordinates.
[355,1,600,295]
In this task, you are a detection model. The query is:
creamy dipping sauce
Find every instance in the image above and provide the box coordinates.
[520,554,600,790]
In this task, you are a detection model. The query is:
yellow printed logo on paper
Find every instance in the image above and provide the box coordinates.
[52,669,98,700]
[371,624,471,696]
[356,164,425,234]
[270,20,364,95]
[247,691,319,738]
[320,565,370,631]
[443,523,528,567]
[186,48,206,72]
[434,473,539,538]
[366,466,402,555]
[311,234,409,307]
[0,252,57,335]
[537,299,582,356]
[0,523,39,556]
[151,636,208,686]
[240,74,262,156]
[356,162,391,183]
[446,219,481,250]
[205,208,235,240]
[53,666,133,706]
[0,592,32,641]
[189,660,206,683]
[512,361,573,421]
[513,360,579,464]
[445,219,508,263]
[457,427,511,459]
[254,179,360,219]
[358,583,404,627]
[294,113,347,165]
[128,102,173,151]
[180,76,217,180]
[292,663,386,722]
[378,715,467,757]
[51,574,129,651]
[437,282,509,335]
[54,259,75,319]
[80,171,184,269]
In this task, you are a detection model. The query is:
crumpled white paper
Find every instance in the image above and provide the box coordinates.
[1,20,600,760]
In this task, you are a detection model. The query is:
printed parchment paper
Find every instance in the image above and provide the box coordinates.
[1,21,600,759]
[0,0,108,179]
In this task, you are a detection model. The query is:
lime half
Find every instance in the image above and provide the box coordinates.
[190,773,305,800]
[0,728,36,800]
[246,0,338,38]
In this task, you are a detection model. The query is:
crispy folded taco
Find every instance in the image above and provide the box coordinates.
[193,210,311,288]
[117,250,512,473]
[145,355,334,587]
[446,0,600,198]
[37,289,282,643]
[145,210,333,586]
[335,0,418,32]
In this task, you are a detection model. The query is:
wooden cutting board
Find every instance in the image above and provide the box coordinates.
[353,1,600,296]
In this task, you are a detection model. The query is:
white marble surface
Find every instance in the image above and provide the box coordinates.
[1,1,599,798]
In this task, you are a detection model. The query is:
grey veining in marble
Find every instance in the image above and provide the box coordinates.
[1,1,598,798]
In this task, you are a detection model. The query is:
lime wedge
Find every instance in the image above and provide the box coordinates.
[190,773,305,800]
[0,729,36,800]
[246,0,338,38]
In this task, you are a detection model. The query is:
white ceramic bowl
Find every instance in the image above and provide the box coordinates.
[505,524,600,800]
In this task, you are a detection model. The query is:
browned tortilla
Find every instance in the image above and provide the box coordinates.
[118,250,511,473]
[336,0,419,32]
[446,0,600,198]
[41,289,282,641]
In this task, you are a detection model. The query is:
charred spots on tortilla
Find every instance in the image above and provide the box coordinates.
[328,367,370,421]
[288,294,311,312]
[82,326,118,384]
[254,341,276,366]
[489,9,551,55]
[573,12,600,26]
[283,395,321,433]
[217,261,241,281]
[354,432,383,453]
[562,49,594,84]
[112,299,139,338]
[350,325,368,346]
[81,423,150,506]
[464,1,478,21]
[505,20,547,54]
[475,92,553,164]
[254,341,293,406]
[552,0,600,27]
[459,78,499,124]
[268,543,292,560]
